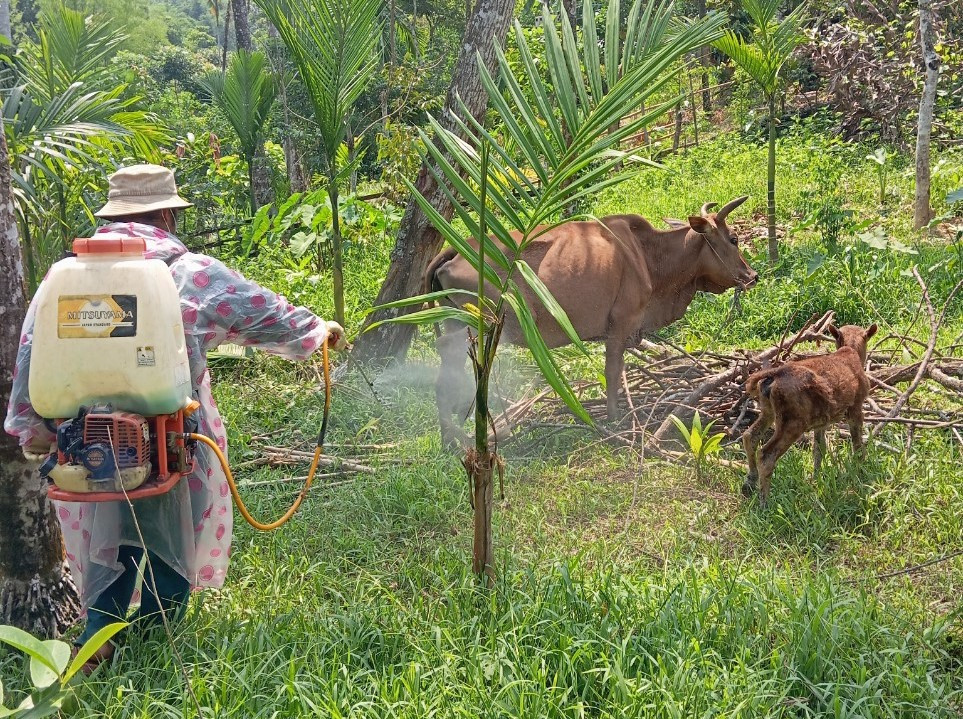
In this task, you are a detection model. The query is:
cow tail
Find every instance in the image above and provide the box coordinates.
[423,247,457,339]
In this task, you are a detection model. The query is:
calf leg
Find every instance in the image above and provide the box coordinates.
[604,337,626,422]
[436,327,473,450]
[813,429,827,476]
[741,409,772,498]
[756,421,806,507]
[847,408,865,457]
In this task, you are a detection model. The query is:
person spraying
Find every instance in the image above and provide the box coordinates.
[4,164,347,671]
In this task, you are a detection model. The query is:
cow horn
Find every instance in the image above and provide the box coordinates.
[716,195,749,222]
[700,201,718,218]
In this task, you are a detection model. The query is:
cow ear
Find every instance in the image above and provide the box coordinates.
[865,323,878,339]
[664,217,687,229]
[827,324,841,342]
[688,216,712,234]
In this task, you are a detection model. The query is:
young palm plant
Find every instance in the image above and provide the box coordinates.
[367,0,724,579]
[254,0,382,326]
[198,50,279,215]
[714,0,807,264]
[669,411,725,483]
[3,6,165,291]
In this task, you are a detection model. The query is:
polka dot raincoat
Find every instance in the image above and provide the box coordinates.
[4,223,329,610]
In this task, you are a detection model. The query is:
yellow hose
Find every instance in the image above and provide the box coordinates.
[189,339,331,531]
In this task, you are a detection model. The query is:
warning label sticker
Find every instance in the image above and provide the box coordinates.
[57,295,137,338]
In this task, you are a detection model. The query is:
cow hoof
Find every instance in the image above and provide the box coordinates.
[440,428,469,453]
[741,478,756,499]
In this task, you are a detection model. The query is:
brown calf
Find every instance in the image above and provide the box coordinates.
[741,323,878,506]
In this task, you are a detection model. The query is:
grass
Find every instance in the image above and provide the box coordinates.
[3,125,963,716]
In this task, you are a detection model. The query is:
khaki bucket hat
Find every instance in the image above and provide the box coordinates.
[95,164,193,218]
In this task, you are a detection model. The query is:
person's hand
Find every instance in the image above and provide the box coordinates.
[325,321,349,351]
[23,437,56,462]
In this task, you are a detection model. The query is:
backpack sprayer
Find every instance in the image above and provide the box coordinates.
[28,234,330,530]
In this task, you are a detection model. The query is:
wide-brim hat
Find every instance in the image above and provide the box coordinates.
[95,164,193,218]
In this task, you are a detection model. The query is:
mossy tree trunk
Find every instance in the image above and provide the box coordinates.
[0,118,78,637]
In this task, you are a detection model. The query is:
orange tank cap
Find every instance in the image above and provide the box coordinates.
[72,235,147,255]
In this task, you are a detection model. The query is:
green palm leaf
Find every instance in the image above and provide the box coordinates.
[198,50,278,166]
[255,0,382,166]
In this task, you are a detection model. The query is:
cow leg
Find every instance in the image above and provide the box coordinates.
[847,408,865,458]
[435,327,472,450]
[813,428,827,476]
[755,420,805,508]
[604,337,626,422]
[741,407,772,498]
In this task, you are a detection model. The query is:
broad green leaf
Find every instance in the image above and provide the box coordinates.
[0,626,58,674]
[669,414,691,444]
[30,640,70,688]
[63,622,126,681]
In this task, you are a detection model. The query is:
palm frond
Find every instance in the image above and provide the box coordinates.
[255,0,382,162]
[198,50,278,163]
[18,7,126,103]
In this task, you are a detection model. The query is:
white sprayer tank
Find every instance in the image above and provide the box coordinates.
[29,234,192,419]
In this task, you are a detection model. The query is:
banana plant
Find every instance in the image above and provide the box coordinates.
[366,0,724,578]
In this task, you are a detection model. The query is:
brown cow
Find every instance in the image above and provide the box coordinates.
[741,323,877,506]
[426,196,759,447]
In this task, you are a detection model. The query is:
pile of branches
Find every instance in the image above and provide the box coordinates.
[500,275,963,455]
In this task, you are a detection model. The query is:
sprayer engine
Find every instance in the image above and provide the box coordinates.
[40,404,197,498]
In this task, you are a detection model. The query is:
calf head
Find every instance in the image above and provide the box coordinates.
[828,323,878,364]
[688,196,759,293]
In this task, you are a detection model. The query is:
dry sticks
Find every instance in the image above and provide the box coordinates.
[501,304,963,453]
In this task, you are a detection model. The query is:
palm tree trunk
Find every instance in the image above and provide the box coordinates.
[694,0,711,113]
[247,156,258,215]
[0,0,11,44]
[914,0,939,230]
[329,180,345,326]
[222,1,233,71]
[0,119,79,637]
[352,0,515,364]
[232,0,252,51]
[767,94,778,263]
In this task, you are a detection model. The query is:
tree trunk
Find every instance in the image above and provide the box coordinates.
[329,181,345,326]
[561,0,577,33]
[352,0,515,364]
[0,119,78,637]
[767,94,778,263]
[251,145,275,209]
[0,0,11,44]
[222,1,233,72]
[914,0,940,230]
[694,0,711,112]
[232,0,252,51]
